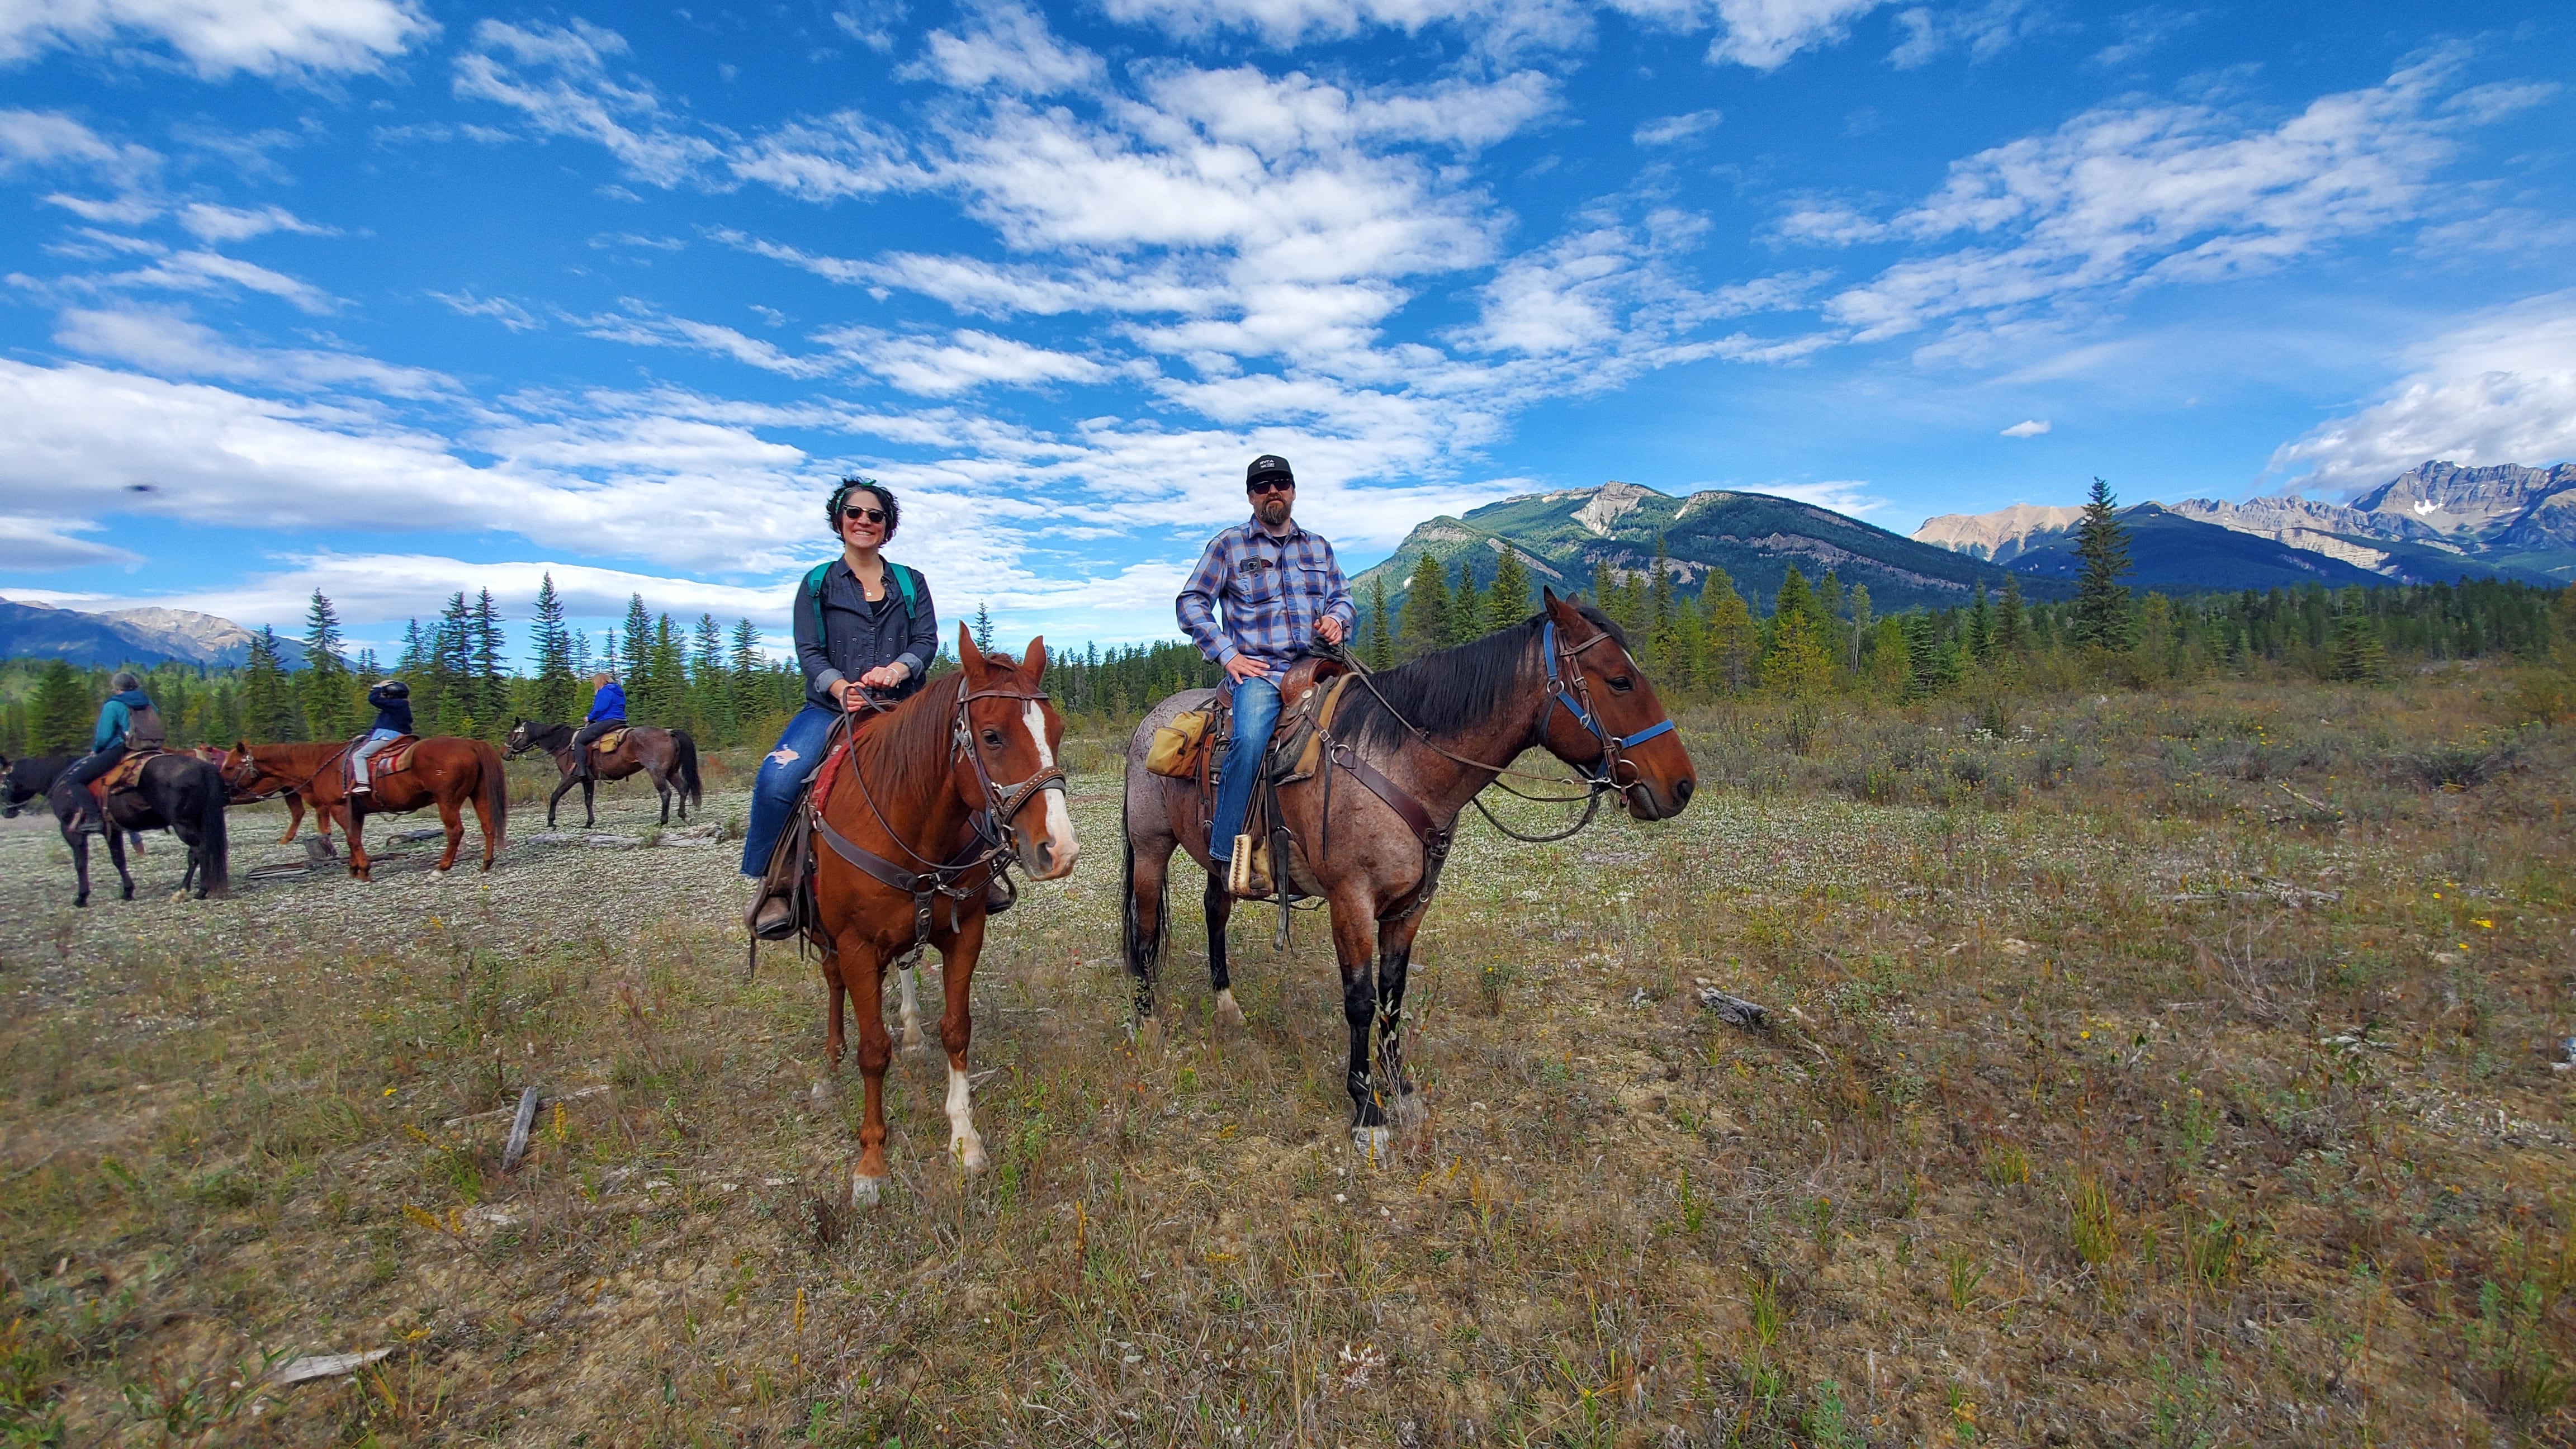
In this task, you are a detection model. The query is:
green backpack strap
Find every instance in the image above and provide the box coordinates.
[803,560,920,652]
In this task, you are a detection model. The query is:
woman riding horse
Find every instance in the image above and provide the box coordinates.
[744,475,941,940]
[62,670,165,834]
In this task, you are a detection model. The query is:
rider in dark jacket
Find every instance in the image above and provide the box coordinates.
[348,680,412,795]
[64,670,160,833]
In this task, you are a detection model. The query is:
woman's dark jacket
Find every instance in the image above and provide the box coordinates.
[367,684,414,736]
[794,556,938,712]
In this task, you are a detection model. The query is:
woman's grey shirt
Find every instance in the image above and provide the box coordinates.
[793,557,939,712]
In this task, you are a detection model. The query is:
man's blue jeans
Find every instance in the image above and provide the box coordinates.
[742,703,837,877]
[1208,674,1281,863]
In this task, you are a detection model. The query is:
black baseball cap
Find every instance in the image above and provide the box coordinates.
[1246,454,1294,488]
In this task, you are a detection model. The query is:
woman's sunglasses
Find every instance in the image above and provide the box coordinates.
[841,506,888,524]
[1249,477,1294,495]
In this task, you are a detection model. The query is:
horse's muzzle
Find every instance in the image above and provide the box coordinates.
[1626,773,1696,821]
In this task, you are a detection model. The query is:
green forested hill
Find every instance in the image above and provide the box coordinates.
[1350,481,2038,615]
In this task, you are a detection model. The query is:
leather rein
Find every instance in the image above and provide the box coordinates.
[806,681,1066,946]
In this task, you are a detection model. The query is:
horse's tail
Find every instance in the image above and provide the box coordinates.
[1119,791,1164,987]
[673,730,703,809]
[195,759,230,897]
[476,740,509,851]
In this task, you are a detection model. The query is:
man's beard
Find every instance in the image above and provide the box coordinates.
[1257,496,1291,528]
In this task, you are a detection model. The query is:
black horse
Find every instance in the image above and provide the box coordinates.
[0,750,230,906]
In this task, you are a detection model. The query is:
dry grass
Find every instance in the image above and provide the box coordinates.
[2,663,2573,1446]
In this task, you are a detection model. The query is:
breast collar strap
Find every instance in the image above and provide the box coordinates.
[1540,618,1675,794]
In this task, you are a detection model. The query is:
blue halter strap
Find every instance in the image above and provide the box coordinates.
[1540,618,1677,787]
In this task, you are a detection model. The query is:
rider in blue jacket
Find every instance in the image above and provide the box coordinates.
[570,672,627,783]
[64,671,164,832]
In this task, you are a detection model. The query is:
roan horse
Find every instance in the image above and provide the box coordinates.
[1120,591,1697,1156]
[794,628,1078,1209]
[224,736,508,880]
[503,718,703,828]
[0,749,230,906]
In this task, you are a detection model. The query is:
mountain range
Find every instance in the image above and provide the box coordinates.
[1915,461,2576,588]
[0,596,307,669]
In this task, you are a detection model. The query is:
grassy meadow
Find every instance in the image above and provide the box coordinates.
[1,661,2572,1446]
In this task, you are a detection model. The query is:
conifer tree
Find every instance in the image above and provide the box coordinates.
[1761,575,1835,701]
[1996,576,2028,655]
[1400,551,1450,659]
[242,627,301,741]
[646,614,685,722]
[1364,576,1396,671]
[31,658,93,754]
[1488,546,1531,623]
[300,588,353,738]
[619,594,652,685]
[1847,584,1873,671]
[2330,608,2388,683]
[691,613,727,736]
[729,618,768,738]
[1967,583,1995,661]
[529,573,578,722]
[1589,560,1614,607]
[1450,557,1484,644]
[1702,571,1759,694]
[2071,477,2134,652]
[470,589,508,733]
[972,602,995,653]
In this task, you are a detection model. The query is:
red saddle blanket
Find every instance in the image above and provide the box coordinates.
[351,737,421,788]
[88,749,161,802]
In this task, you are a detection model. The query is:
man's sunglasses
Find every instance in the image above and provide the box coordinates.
[841,505,888,524]
[1248,477,1294,496]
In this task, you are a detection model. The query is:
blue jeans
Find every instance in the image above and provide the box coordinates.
[742,703,837,877]
[1208,674,1281,862]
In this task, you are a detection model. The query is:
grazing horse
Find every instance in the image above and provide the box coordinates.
[1120,591,1697,1156]
[504,718,703,828]
[190,744,339,854]
[800,628,1078,1210]
[0,749,229,906]
[224,736,507,880]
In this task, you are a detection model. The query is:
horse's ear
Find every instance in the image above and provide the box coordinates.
[957,622,985,673]
[1020,637,1046,682]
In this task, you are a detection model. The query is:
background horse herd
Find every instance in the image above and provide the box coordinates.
[0,597,1692,1202]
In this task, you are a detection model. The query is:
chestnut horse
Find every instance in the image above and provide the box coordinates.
[799,628,1078,1210]
[224,737,508,880]
[1120,591,1697,1157]
[190,744,338,854]
[503,718,703,828]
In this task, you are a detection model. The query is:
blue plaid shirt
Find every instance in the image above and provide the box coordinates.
[1177,518,1355,670]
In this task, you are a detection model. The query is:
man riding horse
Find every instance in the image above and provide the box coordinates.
[63,670,165,834]
[1176,453,1353,898]
[571,670,626,784]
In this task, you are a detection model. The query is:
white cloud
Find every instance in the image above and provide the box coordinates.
[1708,0,1888,69]
[175,201,333,243]
[54,306,456,396]
[571,300,843,378]
[100,248,339,313]
[429,290,541,332]
[1816,52,2551,343]
[912,1,1102,94]
[451,20,718,188]
[818,326,1117,397]
[2266,289,2576,495]
[0,513,139,569]
[1749,479,1889,516]
[0,108,159,191]
[1887,0,2051,70]
[1094,0,1592,58]
[1633,109,1723,146]
[2001,418,2049,437]
[0,0,433,78]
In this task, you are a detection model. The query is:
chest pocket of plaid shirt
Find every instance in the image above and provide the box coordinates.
[1232,556,1278,604]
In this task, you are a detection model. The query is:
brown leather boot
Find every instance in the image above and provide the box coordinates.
[748,889,796,940]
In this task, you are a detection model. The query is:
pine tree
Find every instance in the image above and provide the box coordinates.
[1365,576,1396,671]
[1450,557,1484,645]
[530,572,578,723]
[1996,577,2028,655]
[1649,538,1678,640]
[1967,583,1995,661]
[31,658,94,754]
[2330,608,2388,683]
[300,588,353,738]
[434,592,473,735]
[470,589,508,735]
[242,627,301,741]
[620,594,652,686]
[646,614,685,723]
[1847,584,1873,671]
[1488,546,1531,624]
[1762,604,1836,700]
[1589,560,1614,608]
[1702,572,1759,694]
[691,613,727,737]
[730,618,768,739]
[972,602,995,654]
[1400,552,1450,659]
[2071,477,2135,652]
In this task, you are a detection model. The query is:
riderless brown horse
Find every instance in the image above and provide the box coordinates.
[793,628,1078,1209]
[223,736,508,880]
[503,718,703,828]
[1120,590,1696,1157]
[191,743,339,854]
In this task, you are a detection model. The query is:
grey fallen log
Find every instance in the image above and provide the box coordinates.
[1695,984,1772,1029]
[584,834,645,849]
[521,831,582,846]
[391,826,447,842]
[502,1086,541,1173]
[271,1348,392,1386]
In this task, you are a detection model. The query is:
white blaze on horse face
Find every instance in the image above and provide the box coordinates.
[1020,700,1079,878]
[945,1063,987,1172]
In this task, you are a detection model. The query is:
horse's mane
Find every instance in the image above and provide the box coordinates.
[848,669,967,808]
[1336,604,1627,755]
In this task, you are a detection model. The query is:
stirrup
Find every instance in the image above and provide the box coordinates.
[749,891,797,941]
[1225,834,1273,899]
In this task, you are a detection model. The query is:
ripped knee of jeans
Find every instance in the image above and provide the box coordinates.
[766,746,800,766]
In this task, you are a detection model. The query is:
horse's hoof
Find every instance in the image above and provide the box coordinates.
[901,1025,925,1051]
[851,1173,884,1210]
[1214,989,1245,1029]
[169,891,187,903]
[953,1134,987,1173]
[1352,1125,1393,1166]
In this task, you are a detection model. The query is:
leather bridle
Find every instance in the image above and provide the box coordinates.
[1537,615,1677,805]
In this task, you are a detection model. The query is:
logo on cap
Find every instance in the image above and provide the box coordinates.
[1247,454,1293,483]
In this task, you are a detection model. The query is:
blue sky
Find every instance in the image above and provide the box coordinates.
[1,0,2570,658]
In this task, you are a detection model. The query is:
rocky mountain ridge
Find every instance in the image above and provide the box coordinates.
[0,596,307,669]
